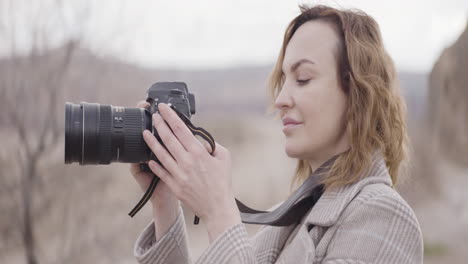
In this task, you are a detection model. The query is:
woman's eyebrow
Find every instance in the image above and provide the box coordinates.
[282,58,315,73]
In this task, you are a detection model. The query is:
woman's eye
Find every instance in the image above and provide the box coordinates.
[296,79,310,86]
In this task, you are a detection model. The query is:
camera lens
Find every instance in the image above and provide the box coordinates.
[65,102,152,165]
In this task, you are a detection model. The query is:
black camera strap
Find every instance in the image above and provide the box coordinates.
[234,157,334,226]
[233,155,335,226]
[129,107,335,227]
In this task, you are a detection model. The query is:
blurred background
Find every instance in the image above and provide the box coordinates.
[0,0,467,263]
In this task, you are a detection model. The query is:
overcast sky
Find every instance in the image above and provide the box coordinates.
[3,0,468,73]
[80,0,467,73]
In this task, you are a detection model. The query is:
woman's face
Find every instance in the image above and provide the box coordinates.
[275,20,349,170]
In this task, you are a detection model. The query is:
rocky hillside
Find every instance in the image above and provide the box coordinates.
[428,22,468,167]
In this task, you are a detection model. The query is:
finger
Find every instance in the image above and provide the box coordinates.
[130,162,151,176]
[158,103,203,153]
[130,163,142,175]
[153,113,188,161]
[136,100,150,108]
[148,160,178,191]
[143,130,180,175]
[196,135,213,153]
[212,142,228,160]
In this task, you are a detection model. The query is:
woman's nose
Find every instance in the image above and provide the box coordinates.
[274,88,294,110]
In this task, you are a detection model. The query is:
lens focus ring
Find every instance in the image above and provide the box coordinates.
[98,105,112,164]
[122,108,147,163]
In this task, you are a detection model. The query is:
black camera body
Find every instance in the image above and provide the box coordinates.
[65,81,195,165]
[146,82,195,118]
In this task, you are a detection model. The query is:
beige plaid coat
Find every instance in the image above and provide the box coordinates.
[134,153,423,263]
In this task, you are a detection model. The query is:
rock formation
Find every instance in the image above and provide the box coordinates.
[428,22,468,166]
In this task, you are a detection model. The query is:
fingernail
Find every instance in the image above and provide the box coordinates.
[160,103,169,110]
[143,130,151,138]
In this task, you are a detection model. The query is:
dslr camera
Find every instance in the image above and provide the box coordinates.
[65,82,196,165]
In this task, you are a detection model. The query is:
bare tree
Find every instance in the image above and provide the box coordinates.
[0,0,149,262]
[0,1,87,263]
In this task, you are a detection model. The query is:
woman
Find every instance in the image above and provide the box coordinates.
[131,5,423,264]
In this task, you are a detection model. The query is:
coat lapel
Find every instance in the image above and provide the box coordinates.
[267,151,394,264]
[305,151,393,227]
[276,224,316,263]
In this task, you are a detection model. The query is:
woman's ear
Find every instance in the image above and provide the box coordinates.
[341,71,351,94]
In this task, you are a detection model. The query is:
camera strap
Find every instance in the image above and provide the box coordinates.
[234,157,334,226]
[129,107,335,227]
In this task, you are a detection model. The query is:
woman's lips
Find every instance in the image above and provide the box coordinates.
[282,117,301,125]
[282,117,302,133]
[282,123,302,133]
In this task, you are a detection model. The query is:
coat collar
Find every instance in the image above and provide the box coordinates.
[304,151,392,227]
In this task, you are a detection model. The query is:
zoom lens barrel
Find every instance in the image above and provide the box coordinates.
[65,102,152,165]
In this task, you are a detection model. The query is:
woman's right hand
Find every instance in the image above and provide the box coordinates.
[130,101,179,239]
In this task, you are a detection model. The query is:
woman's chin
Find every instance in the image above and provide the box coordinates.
[284,145,304,158]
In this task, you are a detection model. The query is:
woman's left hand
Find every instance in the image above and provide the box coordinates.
[142,103,241,241]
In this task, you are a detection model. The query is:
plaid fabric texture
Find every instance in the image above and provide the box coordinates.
[134,152,423,263]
